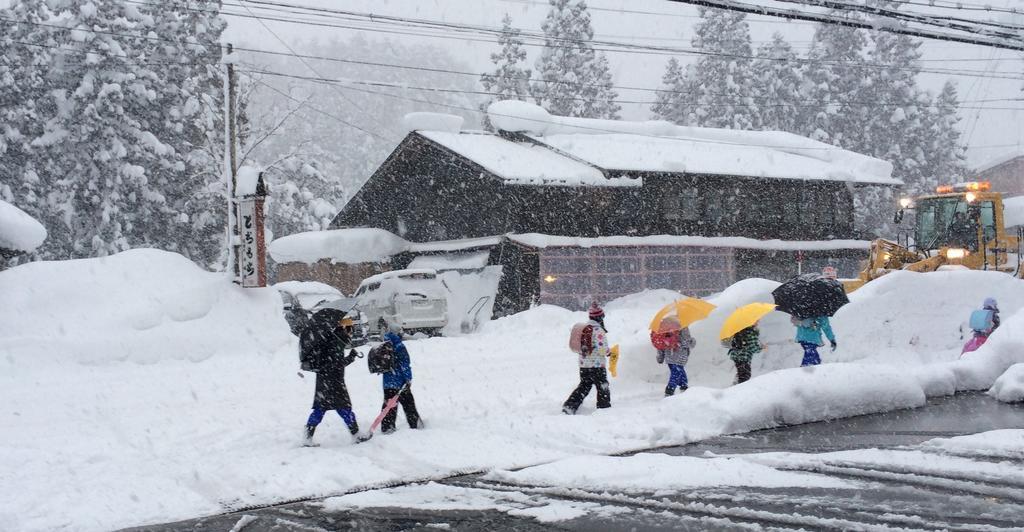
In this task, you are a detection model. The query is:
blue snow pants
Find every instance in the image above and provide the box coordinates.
[667,364,689,390]
[800,342,821,367]
[307,406,357,430]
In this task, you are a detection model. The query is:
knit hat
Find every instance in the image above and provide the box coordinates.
[588,302,605,320]
[983,297,998,310]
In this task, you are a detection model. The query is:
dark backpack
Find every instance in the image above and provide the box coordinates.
[368,341,396,374]
[298,327,322,373]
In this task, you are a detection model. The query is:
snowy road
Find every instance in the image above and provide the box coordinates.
[129,393,1024,531]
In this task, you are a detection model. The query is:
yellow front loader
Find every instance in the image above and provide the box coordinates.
[843,181,1024,293]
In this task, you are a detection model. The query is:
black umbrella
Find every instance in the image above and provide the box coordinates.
[771,273,849,320]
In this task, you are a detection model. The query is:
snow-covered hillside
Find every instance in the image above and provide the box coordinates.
[1,250,1022,531]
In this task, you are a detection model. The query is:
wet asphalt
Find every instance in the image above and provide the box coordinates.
[126,393,1024,532]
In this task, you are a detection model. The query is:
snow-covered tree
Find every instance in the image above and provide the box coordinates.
[752,33,803,133]
[922,81,967,186]
[480,14,532,130]
[685,7,758,129]
[1,0,228,265]
[801,18,871,147]
[650,58,691,124]
[532,0,619,119]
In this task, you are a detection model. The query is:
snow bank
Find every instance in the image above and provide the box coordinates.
[488,453,852,491]
[401,112,464,134]
[0,199,47,252]
[919,429,1024,460]
[989,363,1024,403]
[268,227,407,265]
[0,249,289,366]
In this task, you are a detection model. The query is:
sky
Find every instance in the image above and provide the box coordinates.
[3,0,1019,170]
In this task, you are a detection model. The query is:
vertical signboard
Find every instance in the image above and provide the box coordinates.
[236,198,260,287]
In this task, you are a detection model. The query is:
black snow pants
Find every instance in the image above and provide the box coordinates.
[734,361,752,384]
[563,368,611,413]
[381,386,421,432]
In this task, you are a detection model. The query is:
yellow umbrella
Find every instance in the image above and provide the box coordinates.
[649,298,717,331]
[608,344,620,378]
[720,303,777,340]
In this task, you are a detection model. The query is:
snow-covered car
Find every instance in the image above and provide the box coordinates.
[354,269,449,337]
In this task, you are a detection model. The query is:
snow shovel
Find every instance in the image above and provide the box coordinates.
[369,383,410,435]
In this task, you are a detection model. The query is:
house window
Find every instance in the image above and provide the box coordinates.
[663,187,700,221]
[663,196,681,220]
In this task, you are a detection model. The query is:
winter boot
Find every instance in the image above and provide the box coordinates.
[665,386,675,397]
[302,425,319,447]
[679,385,688,393]
[562,405,576,415]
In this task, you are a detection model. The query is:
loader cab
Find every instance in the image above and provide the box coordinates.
[902,181,1010,268]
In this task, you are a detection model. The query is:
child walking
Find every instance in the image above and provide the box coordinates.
[652,317,696,396]
[727,324,762,384]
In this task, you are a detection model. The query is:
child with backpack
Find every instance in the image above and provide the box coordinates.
[726,324,762,384]
[563,302,612,414]
[375,325,421,434]
[962,298,1000,355]
[652,317,696,396]
[300,309,366,446]
[793,315,836,367]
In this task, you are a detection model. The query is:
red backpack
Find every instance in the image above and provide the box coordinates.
[569,323,592,354]
[650,330,680,351]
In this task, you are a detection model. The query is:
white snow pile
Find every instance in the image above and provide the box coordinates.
[401,111,464,134]
[487,453,852,491]
[1003,195,1024,228]
[272,280,342,308]
[989,364,1024,403]
[919,429,1024,460]
[0,199,47,253]
[268,227,407,265]
[235,165,264,197]
[3,251,1024,531]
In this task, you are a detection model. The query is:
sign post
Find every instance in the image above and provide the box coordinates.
[235,167,269,287]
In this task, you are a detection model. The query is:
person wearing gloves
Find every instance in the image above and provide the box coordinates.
[653,319,696,396]
[793,315,836,367]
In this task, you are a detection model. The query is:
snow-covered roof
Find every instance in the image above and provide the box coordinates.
[414,100,899,187]
[268,228,407,264]
[1004,195,1024,228]
[236,166,264,197]
[0,199,47,253]
[975,150,1024,174]
[408,251,491,271]
[269,228,500,265]
[270,226,871,266]
[507,233,872,252]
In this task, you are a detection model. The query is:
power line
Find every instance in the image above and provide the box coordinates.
[770,0,1024,37]
[242,66,1024,111]
[234,0,394,140]
[661,0,1024,51]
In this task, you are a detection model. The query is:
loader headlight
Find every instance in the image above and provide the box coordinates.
[965,191,978,203]
[944,248,968,260]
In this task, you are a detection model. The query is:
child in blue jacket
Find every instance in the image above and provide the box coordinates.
[380,328,422,433]
[793,316,836,367]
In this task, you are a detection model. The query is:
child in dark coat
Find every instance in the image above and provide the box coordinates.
[302,309,364,446]
[727,324,762,384]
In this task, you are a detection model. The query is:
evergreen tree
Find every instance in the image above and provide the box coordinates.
[752,33,802,133]
[480,14,532,130]
[650,57,690,124]
[685,7,758,129]
[801,18,870,147]
[923,81,967,186]
[532,0,619,119]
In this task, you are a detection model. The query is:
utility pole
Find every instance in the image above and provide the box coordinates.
[224,43,239,281]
